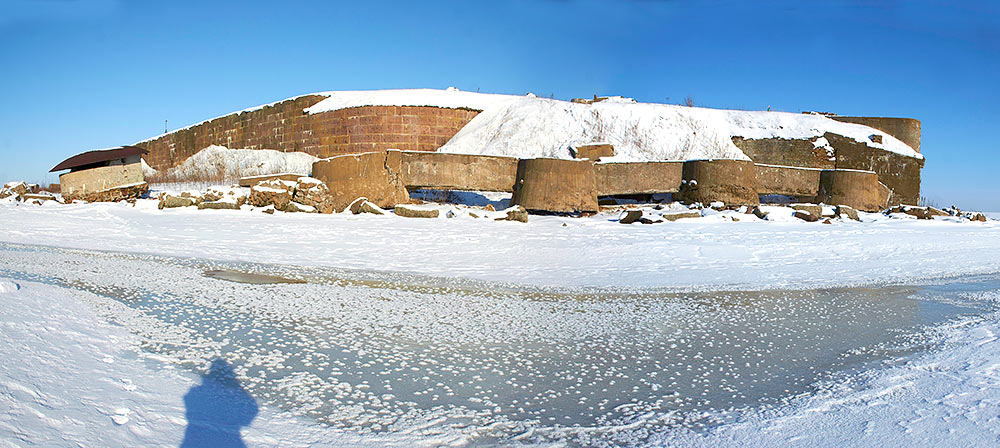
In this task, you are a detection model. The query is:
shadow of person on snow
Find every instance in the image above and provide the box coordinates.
[180,358,258,448]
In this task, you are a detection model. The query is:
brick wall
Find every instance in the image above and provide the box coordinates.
[136,95,481,171]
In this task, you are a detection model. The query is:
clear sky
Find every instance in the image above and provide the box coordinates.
[1,0,997,209]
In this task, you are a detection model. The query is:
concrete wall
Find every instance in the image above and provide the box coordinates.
[824,132,923,205]
[733,137,835,169]
[754,164,822,197]
[678,159,759,205]
[594,162,683,196]
[59,156,144,198]
[400,152,518,192]
[733,132,922,206]
[831,116,921,153]
[511,158,599,213]
[137,96,481,171]
[312,151,410,212]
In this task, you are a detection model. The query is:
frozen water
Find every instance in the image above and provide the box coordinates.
[1,242,996,446]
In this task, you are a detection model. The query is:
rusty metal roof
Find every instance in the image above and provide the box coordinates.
[50,146,148,172]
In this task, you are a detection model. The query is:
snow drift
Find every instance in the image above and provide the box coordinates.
[149,145,318,185]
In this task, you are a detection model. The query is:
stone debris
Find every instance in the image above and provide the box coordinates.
[619,209,643,224]
[750,206,769,220]
[158,194,195,209]
[197,199,241,210]
[835,205,859,221]
[886,205,949,220]
[791,204,822,217]
[661,211,701,222]
[794,210,819,222]
[249,180,294,210]
[496,205,528,223]
[292,177,335,214]
[394,204,440,219]
[281,201,317,213]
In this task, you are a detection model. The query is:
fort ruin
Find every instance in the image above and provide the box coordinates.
[131,89,924,213]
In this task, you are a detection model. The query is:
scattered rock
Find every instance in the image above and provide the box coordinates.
[885,205,949,220]
[197,199,241,210]
[282,201,317,213]
[158,194,195,209]
[835,205,859,221]
[661,211,701,222]
[262,207,275,214]
[751,206,769,220]
[484,204,496,212]
[292,177,335,214]
[249,180,293,210]
[791,204,822,217]
[793,210,819,222]
[639,217,662,224]
[822,219,832,224]
[395,204,440,219]
[970,213,987,222]
[496,205,528,223]
[619,209,643,224]
[348,197,386,215]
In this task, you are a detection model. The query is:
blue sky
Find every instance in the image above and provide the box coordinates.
[1,0,997,209]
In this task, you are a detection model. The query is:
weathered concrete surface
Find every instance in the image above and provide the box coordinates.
[572,143,615,161]
[400,152,518,192]
[754,164,822,197]
[312,151,410,212]
[817,169,887,212]
[394,204,440,218]
[511,158,599,213]
[238,173,308,187]
[678,159,759,205]
[824,132,923,206]
[733,137,835,169]
[59,155,145,199]
[831,116,921,153]
[594,162,683,196]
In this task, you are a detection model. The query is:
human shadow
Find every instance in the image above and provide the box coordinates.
[180,359,258,448]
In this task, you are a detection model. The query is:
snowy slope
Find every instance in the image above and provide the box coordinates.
[152,145,317,183]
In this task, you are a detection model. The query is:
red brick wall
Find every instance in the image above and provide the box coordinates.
[136,95,481,171]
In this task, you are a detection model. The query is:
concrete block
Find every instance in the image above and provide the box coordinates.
[511,158,599,214]
[678,159,759,206]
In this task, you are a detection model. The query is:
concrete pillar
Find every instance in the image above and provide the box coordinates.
[511,158,599,213]
[817,169,888,212]
[678,159,759,205]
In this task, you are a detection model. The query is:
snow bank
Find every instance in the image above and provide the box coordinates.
[152,145,317,184]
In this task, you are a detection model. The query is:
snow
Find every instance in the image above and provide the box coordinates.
[0,200,996,290]
[150,145,317,186]
[439,96,921,162]
[303,88,518,115]
[2,201,998,446]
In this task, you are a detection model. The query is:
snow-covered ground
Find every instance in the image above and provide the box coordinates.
[2,201,999,447]
[0,200,996,290]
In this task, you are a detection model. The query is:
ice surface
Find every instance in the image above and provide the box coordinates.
[1,243,997,446]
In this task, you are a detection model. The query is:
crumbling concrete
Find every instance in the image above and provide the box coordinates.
[312,150,410,212]
[511,158,599,213]
[817,169,887,212]
[594,162,683,196]
[678,159,759,205]
[400,152,518,192]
